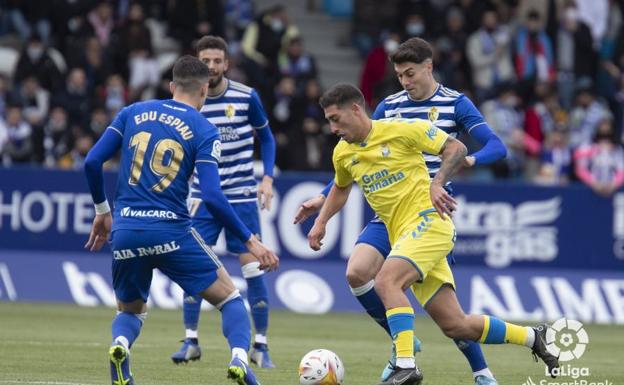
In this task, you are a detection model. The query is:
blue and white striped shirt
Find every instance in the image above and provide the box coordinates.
[190,79,269,203]
[373,84,487,178]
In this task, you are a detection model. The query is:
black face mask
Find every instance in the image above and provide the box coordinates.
[596,133,615,143]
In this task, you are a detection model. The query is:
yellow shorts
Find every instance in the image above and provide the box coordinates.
[388,209,456,306]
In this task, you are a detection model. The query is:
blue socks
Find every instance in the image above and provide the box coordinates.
[455,339,488,373]
[219,294,251,351]
[182,294,202,331]
[350,280,391,336]
[112,311,143,348]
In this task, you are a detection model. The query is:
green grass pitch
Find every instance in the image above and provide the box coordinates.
[1,302,623,385]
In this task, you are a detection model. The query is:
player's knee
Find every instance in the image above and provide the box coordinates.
[345,265,371,288]
[373,273,395,301]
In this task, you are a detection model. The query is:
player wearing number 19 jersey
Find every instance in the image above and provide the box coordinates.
[83,56,277,385]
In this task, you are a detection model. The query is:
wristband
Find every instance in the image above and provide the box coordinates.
[94,200,111,215]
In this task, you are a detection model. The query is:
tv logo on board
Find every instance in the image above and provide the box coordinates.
[454,197,561,268]
[120,207,178,219]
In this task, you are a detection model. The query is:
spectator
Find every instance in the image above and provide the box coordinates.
[57,133,94,170]
[167,0,225,52]
[535,128,573,185]
[80,36,113,92]
[434,7,471,90]
[481,83,526,178]
[241,4,299,98]
[13,75,49,128]
[271,75,304,169]
[101,74,128,116]
[359,32,401,108]
[0,104,33,165]
[13,34,63,92]
[514,9,556,103]
[87,107,109,137]
[0,74,9,118]
[524,87,565,155]
[59,15,95,69]
[88,2,115,48]
[278,36,317,92]
[225,0,255,42]
[42,106,71,168]
[574,119,624,197]
[466,9,514,102]
[111,2,152,79]
[402,14,427,40]
[58,67,92,127]
[568,80,612,148]
[557,2,597,109]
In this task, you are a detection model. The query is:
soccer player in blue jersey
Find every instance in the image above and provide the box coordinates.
[171,36,278,368]
[83,55,278,385]
[294,38,508,384]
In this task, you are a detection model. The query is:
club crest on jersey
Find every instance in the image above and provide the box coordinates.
[428,106,439,122]
[225,104,235,119]
[381,143,390,157]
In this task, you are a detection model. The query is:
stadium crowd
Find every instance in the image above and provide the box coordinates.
[0,0,623,196]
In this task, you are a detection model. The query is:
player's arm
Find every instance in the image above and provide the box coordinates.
[308,150,353,250]
[249,90,276,210]
[308,182,352,251]
[431,136,467,218]
[455,95,507,167]
[83,127,124,251]
[196,160,279,270]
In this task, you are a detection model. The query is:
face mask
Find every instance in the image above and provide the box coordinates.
[406,23,425,36]
[384,39,399,54]
[271,19,284,32]
[27,47,44,61]
[565,8,578,23]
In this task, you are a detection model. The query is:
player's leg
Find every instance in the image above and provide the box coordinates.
[159,228,260,385]
[347,221,391,335]
[171,206,222,364]
[229,201,274,368]
[425,285,559,376]
[109,229,155,385]
[350,221,422,381]
[416,258,497,385]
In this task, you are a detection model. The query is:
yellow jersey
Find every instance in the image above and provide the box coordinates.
[333,118,449,243]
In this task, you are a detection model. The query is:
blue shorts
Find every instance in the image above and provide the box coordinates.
[191,200,261,254]
[110,228,222,303]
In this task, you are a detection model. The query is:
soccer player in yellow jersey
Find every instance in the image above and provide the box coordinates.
[308,84,559,385]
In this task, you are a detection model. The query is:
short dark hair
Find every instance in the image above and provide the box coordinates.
[390,37,433,64]
[319,83,365,109]
[196,35,229,57]
[172,55,209,93]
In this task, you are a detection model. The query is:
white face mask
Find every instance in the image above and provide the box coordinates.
[384,39,399,54]
[27,46,44,61]
[271,19,284,32]
[406,23,425,36]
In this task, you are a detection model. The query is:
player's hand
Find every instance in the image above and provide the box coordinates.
[246,235,279,271]
[307,219,326,251]
[462,155,476,168]
[85,212,112,252]
[294,195,326,224]
[257,175,274,211]
[430,181,456,220]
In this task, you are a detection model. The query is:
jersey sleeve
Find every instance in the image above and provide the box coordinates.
[108,105,131,137]
[195,119,221,164]
[248,89,269,129]
[332,145,353,188]
[372,99,387,119]
[404,119,449,155]
[454,95,487,133]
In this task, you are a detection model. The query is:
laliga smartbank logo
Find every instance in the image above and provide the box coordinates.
[523,318,613,385]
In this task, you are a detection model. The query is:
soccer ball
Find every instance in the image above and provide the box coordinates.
[298,349,345,385]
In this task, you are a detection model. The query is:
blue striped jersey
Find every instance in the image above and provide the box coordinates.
[372,84,486,178]
[190,79,269,204]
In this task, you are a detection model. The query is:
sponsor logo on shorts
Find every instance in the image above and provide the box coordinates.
[113,241,180,260]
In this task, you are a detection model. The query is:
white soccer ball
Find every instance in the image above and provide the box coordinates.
[298,349,345,385]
